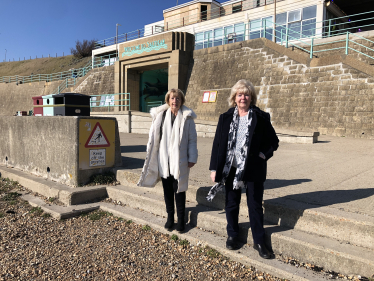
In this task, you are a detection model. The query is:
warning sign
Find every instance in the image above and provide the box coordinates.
[79,119,115,170]
[85,122,110,148]
[89,149,106,167]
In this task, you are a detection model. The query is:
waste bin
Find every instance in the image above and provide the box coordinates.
[32,96,43,116]
[53,93,90,116]
[42,94,55,116]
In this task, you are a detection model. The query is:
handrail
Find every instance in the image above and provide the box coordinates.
[0,54,117,85]
[90,93,130,112]
[94,0,282,49]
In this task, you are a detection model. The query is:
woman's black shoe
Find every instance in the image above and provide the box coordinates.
[253,243,271,259]
[226,236,239,250]
[164,215,174,230]
[176,217,185,233]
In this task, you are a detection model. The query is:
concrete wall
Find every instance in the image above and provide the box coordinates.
[185,38,374,139]
[0,116,122,187]
[0,80,62,116]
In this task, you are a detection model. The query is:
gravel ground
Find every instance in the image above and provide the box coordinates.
[0,178,285,281]
[0,178,370,281]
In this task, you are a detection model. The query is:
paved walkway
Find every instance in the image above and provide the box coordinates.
[119,132,374,218]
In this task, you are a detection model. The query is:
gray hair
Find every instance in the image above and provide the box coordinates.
[227,79,257,107]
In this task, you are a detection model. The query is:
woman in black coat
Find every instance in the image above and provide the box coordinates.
[208,79,279,259]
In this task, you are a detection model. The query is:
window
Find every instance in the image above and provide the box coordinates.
[224,25,234,44]
[234,23,245,42]
[288,10,301,22]
[214,28,223,46]
[302,19,316,37]
[288,21,301,39]
[263,16,273,40]
[276,12,287,42]
[303,5,317,20]
[250,19,262,39]
[233,3,242,13]
[195,32,204,50]
[204,31,213,48]
[201,5,208,21]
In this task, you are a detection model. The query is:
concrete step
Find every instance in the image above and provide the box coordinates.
[115,169,374,250]
[19,193,330,281]
[106,184,374,277]
[0,165,108,206]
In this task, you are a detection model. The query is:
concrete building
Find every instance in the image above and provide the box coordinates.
[93,0,365,113]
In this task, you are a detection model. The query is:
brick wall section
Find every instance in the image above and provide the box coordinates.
[185,38,374,138]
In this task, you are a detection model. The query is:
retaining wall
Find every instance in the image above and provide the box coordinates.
[185,38,374,138]
[0,116,122,186]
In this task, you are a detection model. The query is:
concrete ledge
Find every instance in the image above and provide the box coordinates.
[275,129,320,144]
[0,165,108,206]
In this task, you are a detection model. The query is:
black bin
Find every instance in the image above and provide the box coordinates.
[53,93,90,116]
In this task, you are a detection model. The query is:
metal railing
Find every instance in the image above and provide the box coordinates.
[94,0,281,49]
[90,93,130,111]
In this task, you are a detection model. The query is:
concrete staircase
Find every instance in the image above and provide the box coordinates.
[110,169,374,277]
[1,163,373,279]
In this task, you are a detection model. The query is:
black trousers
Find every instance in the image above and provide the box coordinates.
[161,175,186,219]
[225,167,265,244]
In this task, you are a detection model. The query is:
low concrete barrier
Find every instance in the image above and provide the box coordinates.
[0,116,122,186]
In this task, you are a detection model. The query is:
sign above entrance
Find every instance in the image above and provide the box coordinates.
[122,39,168,57]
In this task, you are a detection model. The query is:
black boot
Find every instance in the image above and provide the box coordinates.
[176,217,185,233]
[253,243,272,259]
[164,214,174,230]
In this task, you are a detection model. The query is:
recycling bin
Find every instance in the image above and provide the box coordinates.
[53,93,90,116]
[32,96,43,116]
[42,94,55,116]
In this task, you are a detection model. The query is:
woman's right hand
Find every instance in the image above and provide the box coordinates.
[210,171,216,183]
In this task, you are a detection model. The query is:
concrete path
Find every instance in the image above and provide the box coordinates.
[119,132,374,219]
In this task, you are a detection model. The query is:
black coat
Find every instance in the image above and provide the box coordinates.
[209,106,279,183]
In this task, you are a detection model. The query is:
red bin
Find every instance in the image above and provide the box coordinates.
[32,96,43,116]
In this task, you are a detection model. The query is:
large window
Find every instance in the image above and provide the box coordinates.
[249,16,273,40]
[274,5,317,42]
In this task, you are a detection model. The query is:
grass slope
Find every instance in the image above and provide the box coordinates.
[0,56,91,77]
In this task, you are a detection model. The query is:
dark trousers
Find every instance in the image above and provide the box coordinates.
[161,175,186,219]
[225,167,265,244]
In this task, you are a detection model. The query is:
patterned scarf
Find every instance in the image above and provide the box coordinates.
[206,106,253,202]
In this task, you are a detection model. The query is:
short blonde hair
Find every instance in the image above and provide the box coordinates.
[227,79,257,107]
[165,88,185,106]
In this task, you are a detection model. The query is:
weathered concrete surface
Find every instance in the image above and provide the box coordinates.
[0,80,62,116]
[0,116,122,186]
[20,191,330,281]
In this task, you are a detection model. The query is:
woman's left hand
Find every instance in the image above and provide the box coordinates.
[188,162,195,168]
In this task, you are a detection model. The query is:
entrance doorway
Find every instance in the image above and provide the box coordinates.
[139,68,168,112]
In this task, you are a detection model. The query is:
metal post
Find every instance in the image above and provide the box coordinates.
[116,23,121,58]
[273,0,276,42]
[310,38,314,59]
[345,32,349,55]
[286,27,289,48]
[281,29,283,45]
[328,19,331,37]
[138,29,140,38]
[263,19,266,38]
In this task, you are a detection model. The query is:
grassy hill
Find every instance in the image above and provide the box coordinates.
[0,56,91,77]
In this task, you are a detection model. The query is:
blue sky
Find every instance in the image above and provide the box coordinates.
[0,0,191,62]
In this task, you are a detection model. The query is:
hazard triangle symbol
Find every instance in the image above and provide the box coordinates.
[85,122,110,148]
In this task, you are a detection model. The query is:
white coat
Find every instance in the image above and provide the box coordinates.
[137,103,198,193]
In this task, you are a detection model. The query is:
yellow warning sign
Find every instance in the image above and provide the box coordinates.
[79,119,115,170]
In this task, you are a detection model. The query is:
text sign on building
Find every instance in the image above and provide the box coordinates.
[122,39,168,57]
[79,119,115,170]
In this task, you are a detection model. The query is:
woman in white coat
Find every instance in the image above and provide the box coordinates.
[138,89,198,232]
